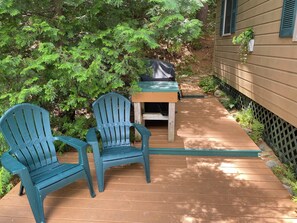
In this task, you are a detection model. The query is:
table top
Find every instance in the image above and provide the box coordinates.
[138,81,179,92]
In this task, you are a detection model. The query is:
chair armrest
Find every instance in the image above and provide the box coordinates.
[86,127,98,143]
[132,123,151,152]
[1,152,34,189]
[53,136,89,165]
[133,123,151,137]
[86,127,101,158]
[1,152,27,175]
[53,136,88,151]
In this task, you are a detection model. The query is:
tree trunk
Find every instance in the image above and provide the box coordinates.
[196,3,208,24]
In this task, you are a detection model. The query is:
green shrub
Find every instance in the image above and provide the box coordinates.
[0,167,13,197]
[0,0,203,149]
[250,120,264,143]
[232,27,254,63]
[272,164,297,201]
[179,65,195,77]
[235,108,254,129]
[198,76,219,93]
[219,96,238,110]
[235,108,264,143]
[0,134,14,197]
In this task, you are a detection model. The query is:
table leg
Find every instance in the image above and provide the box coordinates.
[168,102,175,142]
[134,102,142,139]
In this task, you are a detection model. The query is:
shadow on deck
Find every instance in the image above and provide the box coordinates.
[1,94,296,222]
[0,154,296,222]
[139,97,261,157]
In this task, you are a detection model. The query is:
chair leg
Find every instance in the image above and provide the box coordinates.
[19,183,24,196]
[96,164,105,192]
[25,187,45,223]
[80,147,96,197]
[143,155,151,183]
[84,169,96,197]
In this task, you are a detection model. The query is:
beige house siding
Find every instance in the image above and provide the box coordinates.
[214,0,297,127]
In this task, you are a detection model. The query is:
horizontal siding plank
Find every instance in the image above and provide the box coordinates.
[252,21,281,35]
[214,74,297,127]
[237,0,282,24]
[255,33,297,45]
[237,8,282,30]
[238,0,271,11]
[214,60,297,101]
[216,51,297,74]
[216,44,297,59]
[255,45,297,59]
[214,64,297,113]
[214,55,297,88]
[215,33,296,46]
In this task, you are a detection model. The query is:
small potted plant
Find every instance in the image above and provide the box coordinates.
[232,27,254,63]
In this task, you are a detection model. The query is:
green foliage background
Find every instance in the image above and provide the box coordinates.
[0,0,203,141]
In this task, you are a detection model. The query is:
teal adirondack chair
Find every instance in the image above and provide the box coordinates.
[87,92,151,192]
[0,104,95,223]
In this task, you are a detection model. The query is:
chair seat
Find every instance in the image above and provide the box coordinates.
[30,162,84,190]
[102,146,143,162]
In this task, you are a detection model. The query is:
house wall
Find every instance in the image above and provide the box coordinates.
[214,0,297,128]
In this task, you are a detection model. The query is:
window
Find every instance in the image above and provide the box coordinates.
[279,0,297,38]
[220,0,238,36]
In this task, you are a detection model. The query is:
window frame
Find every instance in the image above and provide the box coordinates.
[222,0,232,36]
[293,12,297,41]
[220,0,238,37]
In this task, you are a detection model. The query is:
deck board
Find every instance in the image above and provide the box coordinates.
[1,88,295,222]
[0,154,297,223]
[140,97,260,152]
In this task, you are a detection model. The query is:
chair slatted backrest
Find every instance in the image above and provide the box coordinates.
[0,104,57,171]
[93,93,132,149]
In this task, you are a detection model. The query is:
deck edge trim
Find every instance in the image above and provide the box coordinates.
[149,148,261,157]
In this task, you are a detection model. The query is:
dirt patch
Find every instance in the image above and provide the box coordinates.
[190,36,214,77]
[177,36,214,96]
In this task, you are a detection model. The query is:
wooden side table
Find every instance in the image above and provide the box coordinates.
[131,81,179,142]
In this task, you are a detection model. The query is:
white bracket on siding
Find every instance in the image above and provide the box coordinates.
[293,14,297,42]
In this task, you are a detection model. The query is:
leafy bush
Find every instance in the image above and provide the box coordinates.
[232,27,254,63]
[0,167,13,197]
[198,76,219,93]
[272,164,297,201]
[250,120,264,143]
[0,0,205,197]
[0,133,14,197]
[235,108,264,143]
[0,0,203,142]
[219,96,238,110]
[235,108,254,128]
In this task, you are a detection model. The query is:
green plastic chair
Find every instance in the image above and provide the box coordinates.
[0,103,95,223]
[87,92,151,192]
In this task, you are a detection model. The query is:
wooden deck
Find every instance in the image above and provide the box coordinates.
[0,154,297,222]
[1,87,296,222]
[139,96,260,157]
